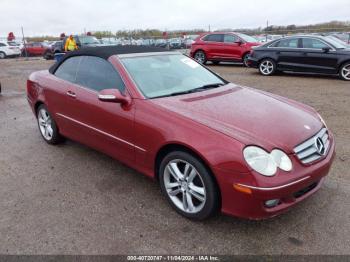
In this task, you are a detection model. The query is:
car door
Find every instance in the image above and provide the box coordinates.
[73,56,135,163]
[299,37,338,74]
[221,34,241,60]
[47,56,82,138]
[271,38,304,71]
[202,34,224,59]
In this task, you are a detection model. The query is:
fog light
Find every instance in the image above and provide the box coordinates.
[265,199,280,208]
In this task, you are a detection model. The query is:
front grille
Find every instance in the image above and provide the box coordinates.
[294,128,330,164]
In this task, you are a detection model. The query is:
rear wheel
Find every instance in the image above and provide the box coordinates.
[37,105,63,144]
[243,53,250,67]
[159,151,219,220]
[0,52,6,59]
[340,62,350,81]
[194,50,207,64]
[259,59,276,76]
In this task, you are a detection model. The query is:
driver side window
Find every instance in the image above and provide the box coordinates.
[75,56,125,92]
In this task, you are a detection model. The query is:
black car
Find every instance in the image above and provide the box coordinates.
[43,41,63,60]
[247,35,350,81]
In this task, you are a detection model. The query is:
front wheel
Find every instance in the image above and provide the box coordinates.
[194,50,207,64]
[259,59,276,76]
[339,62,350,81]
[0,52,6,59]
[159,151,219,220]
[37,105,63,144]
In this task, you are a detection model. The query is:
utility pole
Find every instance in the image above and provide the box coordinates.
[265,20,269,42]
[21,27,28,60]
[208,24,211,32]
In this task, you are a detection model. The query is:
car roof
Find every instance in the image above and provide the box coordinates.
[49,45,169,74]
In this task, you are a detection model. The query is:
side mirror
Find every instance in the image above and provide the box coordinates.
[322,47,331,53]
[234,40,242,45]
[98,89,131,106]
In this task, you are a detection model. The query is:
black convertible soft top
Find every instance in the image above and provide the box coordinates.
[49,45,169,74]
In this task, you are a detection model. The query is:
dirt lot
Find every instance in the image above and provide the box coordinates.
[0,58,349,255]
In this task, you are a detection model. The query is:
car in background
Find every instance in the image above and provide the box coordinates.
[155,39,168,48]
[190,32,260,66]
[99,38,122,46]
[169,38,183,49]
[248,35,350,80]
[27,46,335,220]
[0,41,21,58]
[43,41,63,60]
[330,33,350,45]
[22,42,48,56]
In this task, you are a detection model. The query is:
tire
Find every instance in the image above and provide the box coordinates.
[259,58,276,76]
[194,50,207,64]
[0,52,6,59]
[242,53,250,67]
[43,51,52,60]
[37,104,63,144]
[339,62,350,81]
[159,151,219,220]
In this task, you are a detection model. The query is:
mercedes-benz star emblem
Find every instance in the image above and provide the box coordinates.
[315,137,326,155]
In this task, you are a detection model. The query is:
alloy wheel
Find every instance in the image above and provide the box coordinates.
[0,52,5,59]
[38,108,54,141]
[259,60,274,75]
[163,159,206,214]
[194,51,206,64]
[243,54,250,67]
[341,64,350,80]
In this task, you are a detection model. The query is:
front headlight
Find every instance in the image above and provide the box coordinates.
[243,146,292,176]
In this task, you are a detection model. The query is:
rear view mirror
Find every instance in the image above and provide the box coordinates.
[98,89,131,107]
[235,40,242,45]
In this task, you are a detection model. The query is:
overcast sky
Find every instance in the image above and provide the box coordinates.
[1,0,349,37]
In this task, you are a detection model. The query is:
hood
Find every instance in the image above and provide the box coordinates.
[151,84,322,153]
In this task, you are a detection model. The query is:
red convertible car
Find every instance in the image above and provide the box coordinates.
[27,46,335,220]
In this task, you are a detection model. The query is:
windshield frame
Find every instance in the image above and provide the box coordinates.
[118,52,229,99]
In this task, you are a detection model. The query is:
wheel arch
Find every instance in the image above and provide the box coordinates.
[34,101,45,116]
[337,59,350,73]
[154,143,222,207]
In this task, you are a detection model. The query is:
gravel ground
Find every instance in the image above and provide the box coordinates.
[0,58,349,255]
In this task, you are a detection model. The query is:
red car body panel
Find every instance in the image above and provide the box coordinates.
[190,32,260,62]
[24,43,47,56]
[27,54,335,219]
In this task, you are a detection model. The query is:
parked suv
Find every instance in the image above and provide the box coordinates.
[63,35,103,49]
[0,41,21,59]
[190,32,260,66]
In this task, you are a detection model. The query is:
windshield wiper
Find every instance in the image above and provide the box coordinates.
[152,83,225,99]
[190,83,225,92]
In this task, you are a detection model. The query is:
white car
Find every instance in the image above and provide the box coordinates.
[0,41,21,59]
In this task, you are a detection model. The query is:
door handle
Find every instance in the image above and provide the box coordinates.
[66,91,76,98]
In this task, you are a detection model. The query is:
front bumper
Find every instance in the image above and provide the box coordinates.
[214,138,335,220]
[246,57,259,68]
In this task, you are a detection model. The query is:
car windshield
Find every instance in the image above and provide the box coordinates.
[324,36,348,48]
[236,33,258,43]
[79,36,100,45]
[121,54,226,98]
